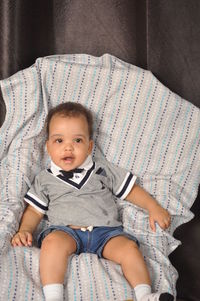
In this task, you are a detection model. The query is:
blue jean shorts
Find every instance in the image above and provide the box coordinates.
[37,225,139,258]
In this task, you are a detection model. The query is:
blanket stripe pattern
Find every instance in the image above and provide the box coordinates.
[0,54,199,301]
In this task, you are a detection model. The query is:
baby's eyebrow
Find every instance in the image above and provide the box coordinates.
[73,134,86,137]
[50,134,64,138]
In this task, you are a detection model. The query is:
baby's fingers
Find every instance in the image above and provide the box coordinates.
[149,217,156,232]
[11,235,24,247]
[19,232,31,246]
[11,232,32,247]
[164,216,171,228]
[158,216,171,230]
[149,215,171,232]
[26,232,33,246]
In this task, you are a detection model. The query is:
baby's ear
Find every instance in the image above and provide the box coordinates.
[45,140,50,154]
[88,140,94,154]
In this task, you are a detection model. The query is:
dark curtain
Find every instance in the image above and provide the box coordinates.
[0,1,200,300]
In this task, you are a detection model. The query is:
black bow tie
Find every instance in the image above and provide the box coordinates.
[59,168,84,179]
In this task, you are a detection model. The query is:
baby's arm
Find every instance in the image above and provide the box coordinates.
[11,205,44,247]
[125,184,171,232]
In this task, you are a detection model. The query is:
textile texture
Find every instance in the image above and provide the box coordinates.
[0,54,199,301]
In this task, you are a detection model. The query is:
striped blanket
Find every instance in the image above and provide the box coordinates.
[0,54,199,301]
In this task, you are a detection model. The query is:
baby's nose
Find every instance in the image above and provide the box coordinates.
[64,143,73,150]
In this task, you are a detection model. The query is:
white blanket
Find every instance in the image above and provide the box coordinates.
[0,54,199,301]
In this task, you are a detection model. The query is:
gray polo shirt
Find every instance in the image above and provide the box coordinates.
[24,156,137,227]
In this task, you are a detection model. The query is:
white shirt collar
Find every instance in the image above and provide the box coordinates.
[50,155,93,176]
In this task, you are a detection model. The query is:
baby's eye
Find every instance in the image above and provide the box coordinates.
[55,138,63,143]
[74,138,82,143]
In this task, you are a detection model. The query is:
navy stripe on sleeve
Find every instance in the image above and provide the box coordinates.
[116,173,134,199]
[25,194,48,211]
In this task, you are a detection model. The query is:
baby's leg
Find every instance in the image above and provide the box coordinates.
[102,236,173,301]
[102,235,150,287]
[40,230,77,300]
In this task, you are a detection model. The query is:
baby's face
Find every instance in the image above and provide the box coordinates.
[46,114,93,171]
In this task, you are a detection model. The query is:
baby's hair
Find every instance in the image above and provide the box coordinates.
[46,102,93,139]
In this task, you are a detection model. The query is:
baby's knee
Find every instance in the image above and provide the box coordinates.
[41,232,59,250]
[121,239,140,258]
[41,231,76,255]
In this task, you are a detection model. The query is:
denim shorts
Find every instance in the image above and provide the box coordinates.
[37,225,139,258]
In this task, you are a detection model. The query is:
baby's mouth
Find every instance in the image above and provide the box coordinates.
[62,156,74,163]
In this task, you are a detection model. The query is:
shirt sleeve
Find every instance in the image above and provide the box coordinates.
[24,173,49,214]
[101,159,137,200]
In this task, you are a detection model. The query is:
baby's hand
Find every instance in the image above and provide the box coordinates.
[148,203,171,232]
[11,231,33,247]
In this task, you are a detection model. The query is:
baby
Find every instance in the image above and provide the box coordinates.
[12,102,173,301]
